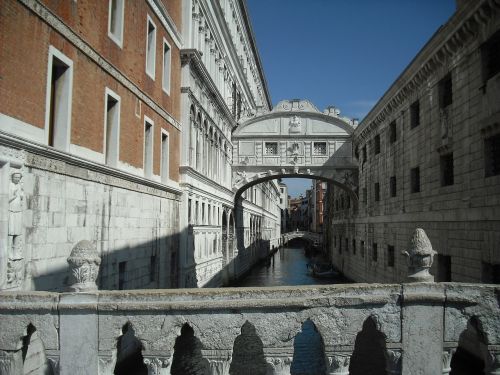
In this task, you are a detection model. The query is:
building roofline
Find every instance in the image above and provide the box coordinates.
[238,0,273,110]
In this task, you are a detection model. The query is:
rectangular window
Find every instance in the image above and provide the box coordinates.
[361,240,365,258]
[372,243,378,262]
[195,201,199,224]
[390,176,397,197]
[161,130,169,183]
[389,121,397,143]
[345,238,349,252]
[104,88,120,167]
[150,255,157,282]
[313,142,327,155]
[339,236,342,254]
[374,182,380,202]
[46,46,73,151]
[188,199,192,224]
[118,261,126,290]
[265,142,278,155]
[162,39,171,94]
[202,203,205,224]
[481,30,500,82]
[363,187,367,205]
[144,117,154,178]
[352,239,356,255]
[410,100,420,129]
[362,146,367,165]
[145,16,156,79]
[439,73,453,109]
[374,135,381,155]
[387,245,395,267]
[440,153,454,186]
[108,0,124,47]
[437,254,452,282]
[410,167,420,193]
[485,134,500,177]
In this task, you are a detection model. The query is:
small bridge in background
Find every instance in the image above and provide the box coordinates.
[282,231,322,246]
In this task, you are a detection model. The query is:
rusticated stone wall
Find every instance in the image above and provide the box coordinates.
[0,283,499,374]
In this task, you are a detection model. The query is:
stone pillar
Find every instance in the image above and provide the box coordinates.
[326,353,351,375]
[442,348,456,374]
[486,350,500,375]
[59,293,99,374]
[401,284,444,375]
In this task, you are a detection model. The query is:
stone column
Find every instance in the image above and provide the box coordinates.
[442,348,456,374]
[59,292,99,374]
[326,353,351,375]
[486,350,500,375]
[143,356,170,375]
[385,349,402,375]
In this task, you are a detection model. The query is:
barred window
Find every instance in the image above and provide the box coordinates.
[410,100,420,129]
[265,142,278,155]
[313,142,327,155]
[387,245,395,267]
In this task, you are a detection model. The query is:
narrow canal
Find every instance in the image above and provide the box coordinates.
[232,244,350,287]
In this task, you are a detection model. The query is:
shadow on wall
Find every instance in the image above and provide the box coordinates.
[30,230,182,292]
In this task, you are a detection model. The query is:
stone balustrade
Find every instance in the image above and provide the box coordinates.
[0,282,499,375]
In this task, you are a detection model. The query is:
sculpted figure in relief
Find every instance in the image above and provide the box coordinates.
[289,115,302,133]
[7,171,25,286]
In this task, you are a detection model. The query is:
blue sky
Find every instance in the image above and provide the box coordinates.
[246,0,456,197]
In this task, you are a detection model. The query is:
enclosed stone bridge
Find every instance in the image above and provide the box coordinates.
[282,230,322,246]
[232,99,359,201]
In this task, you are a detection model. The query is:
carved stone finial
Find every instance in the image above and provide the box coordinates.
[402,228,436,282]
[67,240,101,292]
[442,349,456,374]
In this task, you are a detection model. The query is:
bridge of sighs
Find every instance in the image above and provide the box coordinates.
[231,99,359,201]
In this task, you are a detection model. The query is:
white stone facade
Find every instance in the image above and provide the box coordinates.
[329,0,500,283]
[178,0,281,287]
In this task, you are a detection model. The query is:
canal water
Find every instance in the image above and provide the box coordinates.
[232,246,349,287]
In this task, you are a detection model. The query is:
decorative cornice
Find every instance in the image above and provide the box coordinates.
[179,165,235,196]
[355,0,500,143]
[181,49,237,128]
[0,131,182,199]
[19,0,181,130]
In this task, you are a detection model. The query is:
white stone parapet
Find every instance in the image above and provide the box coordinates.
[0,283,498,375]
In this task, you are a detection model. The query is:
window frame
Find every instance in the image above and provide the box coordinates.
[143,115,155,178]
[162,37,172,95]
[108,0,125,48]
[145,15,157,80]
[104,87,121,167]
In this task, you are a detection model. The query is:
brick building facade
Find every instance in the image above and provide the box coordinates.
[0,0,183,290]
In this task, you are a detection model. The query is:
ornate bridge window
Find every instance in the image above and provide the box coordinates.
[265,142,278,155]
[313,142,327,156]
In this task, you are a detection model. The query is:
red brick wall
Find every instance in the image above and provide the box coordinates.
[0,0,181,182]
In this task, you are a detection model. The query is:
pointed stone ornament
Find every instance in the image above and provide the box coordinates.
[402,228,436,282]
[67,240,101,292]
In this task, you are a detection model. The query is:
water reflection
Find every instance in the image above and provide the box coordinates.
[233,246,349,287]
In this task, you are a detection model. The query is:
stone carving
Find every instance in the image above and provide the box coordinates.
[486,350,500,375]
[385,349,402,375]
[0,350,23,374]
[67,240,101,292]
[7,170,25,287]
[289,115,302,133]
[442,348,456,374]
[234,171,248,186]
[439,107,451,140]
[327,354,351,375]
[143,357,170,375]
[290,142,300,156]
[402,228,436,282]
